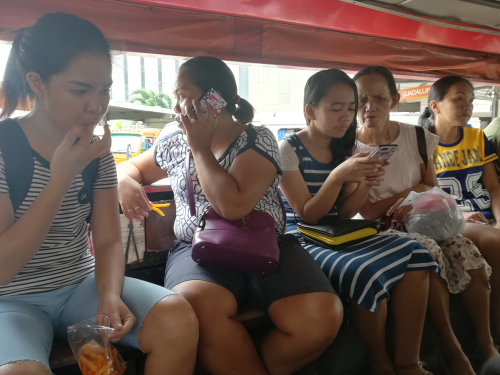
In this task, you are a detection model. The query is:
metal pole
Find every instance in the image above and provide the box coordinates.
[492,87,500,120]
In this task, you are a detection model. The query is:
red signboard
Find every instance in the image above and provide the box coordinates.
[399,85,432,102]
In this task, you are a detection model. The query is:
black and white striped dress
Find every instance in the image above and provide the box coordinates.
[0,145,117,297]
[280,134,440,313]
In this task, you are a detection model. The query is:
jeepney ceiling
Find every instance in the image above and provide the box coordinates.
[359,0,500,29]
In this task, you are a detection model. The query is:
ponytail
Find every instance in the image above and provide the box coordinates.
[233,97,255,125]
[418,106,435,133]
[1,29,32,119]
[0,12,110,120]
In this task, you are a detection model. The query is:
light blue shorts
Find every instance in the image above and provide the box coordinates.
[0,274,175,373]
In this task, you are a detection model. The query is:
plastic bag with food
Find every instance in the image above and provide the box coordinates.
[403,187,465,242]
[67,315,127,375]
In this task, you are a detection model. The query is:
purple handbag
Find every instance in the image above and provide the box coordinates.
[186,150,286,274]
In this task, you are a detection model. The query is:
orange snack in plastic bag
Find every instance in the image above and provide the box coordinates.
[68,316,127,375]
[77,340,126,375]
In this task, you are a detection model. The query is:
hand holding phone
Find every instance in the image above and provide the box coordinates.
[185,88,228,120]
[368,144,398,164]
[198,88,227,117]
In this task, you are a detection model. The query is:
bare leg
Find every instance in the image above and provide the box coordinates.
[391,270,430,375]
[461,267,499,360]
[261,292,343,375]
[138,295,199,375]
[462,223,500,340]
[0,361,51,375]
[427,272,475,374]
[349,298,396,375]
[173,281,270,375]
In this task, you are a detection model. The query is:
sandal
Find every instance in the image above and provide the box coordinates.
[395,361,433,375]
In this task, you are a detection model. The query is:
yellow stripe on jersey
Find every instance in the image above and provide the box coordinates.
[433,127,498,174]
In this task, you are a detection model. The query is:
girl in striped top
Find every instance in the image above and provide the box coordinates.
[279,69,439,375]
[0,13,197,375]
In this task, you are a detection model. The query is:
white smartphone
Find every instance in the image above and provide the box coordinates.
[368,144,398,163]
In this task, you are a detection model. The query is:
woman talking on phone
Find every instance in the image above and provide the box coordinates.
[0,12,198,375]
[354,66,494,374]
[117,56,342,375]
[279,68,438,375]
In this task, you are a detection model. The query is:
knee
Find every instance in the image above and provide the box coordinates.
[173,283,237,324]
[274,293,343,350]
[404,269,430,283]
[308,295,344,347]
[0,361,51,375]
[468,267,489,285]
[141,295,199,350]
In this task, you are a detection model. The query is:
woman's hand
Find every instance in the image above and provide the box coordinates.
[332,152,382,184]
[462,211,489,225]
[117,175,151,220]
[387,198,413,220]
[181,99,216,153]
[98,295,136,343]
[51,124,111,189]
[364,159,390,186]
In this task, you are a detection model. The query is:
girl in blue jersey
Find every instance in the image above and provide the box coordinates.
[420,75,500,352]
[279,69,438,375]
[0,13,198,375]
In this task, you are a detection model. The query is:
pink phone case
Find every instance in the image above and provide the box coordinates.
[198,88,227,117]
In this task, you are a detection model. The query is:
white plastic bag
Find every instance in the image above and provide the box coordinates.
[403,187,465,242]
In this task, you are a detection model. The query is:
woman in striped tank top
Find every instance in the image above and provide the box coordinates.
[0,13,197,375]
[279,69,439,375]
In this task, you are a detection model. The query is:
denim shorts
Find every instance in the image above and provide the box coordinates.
[0,274,175,373]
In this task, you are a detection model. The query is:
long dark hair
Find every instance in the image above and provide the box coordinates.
[0,12,111,119]
[353,65,398,96]
[303,69,357,165]
[418,76,474,134]
[179,56,255,125]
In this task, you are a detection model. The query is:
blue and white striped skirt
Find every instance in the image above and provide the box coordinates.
[287,224,440,314]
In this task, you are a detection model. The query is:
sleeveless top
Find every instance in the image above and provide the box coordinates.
[279,133,339,224]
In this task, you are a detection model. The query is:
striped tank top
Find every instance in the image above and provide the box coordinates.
[280,133,340,224]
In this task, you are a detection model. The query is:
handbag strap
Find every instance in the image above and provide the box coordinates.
[415,125,428,168]
[277,190,287,234]
[186,149,287,232]
[186,150,197,217]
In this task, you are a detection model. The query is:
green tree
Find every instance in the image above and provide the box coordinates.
[129,89,172,109]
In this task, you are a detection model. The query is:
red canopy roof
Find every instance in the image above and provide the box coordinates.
[1,0,499,83]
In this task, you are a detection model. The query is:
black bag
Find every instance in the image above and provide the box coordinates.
[297,216,378,250]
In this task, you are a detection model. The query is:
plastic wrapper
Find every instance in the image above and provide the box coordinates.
[402,187,465,242]
[68,315,127,375]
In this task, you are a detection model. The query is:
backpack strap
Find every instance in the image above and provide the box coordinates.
[81,156,100,224]
[415,126,428,168]
[0,119,100,223]
[0,119,34,212]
